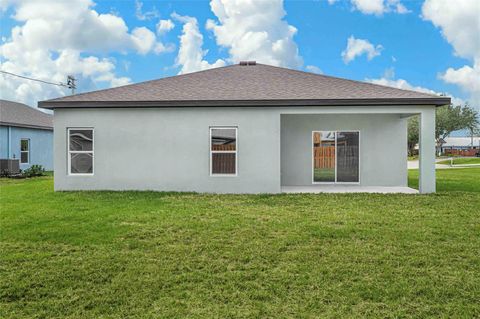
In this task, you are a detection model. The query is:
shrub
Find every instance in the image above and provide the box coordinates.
[22,165,46,178]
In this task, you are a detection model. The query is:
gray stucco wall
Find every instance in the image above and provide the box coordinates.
[53,107,410,193]
[54,108,281,193]
[281,114,408,187]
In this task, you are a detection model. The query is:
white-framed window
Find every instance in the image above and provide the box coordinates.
[68,128,94,175]
[20,138,30,164]
[210,127,237,176]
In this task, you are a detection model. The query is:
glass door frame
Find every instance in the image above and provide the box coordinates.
[311,130,361,185]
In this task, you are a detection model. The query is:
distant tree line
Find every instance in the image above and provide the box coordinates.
[407,103,479,156]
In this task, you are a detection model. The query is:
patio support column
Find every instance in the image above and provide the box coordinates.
[419,107,436,194]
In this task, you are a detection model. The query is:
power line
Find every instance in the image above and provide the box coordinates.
[0,70,68,88]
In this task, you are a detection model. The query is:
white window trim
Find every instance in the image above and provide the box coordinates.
[311,130,360,185]
[67,127,94,176]
[210,126,238,177]
[20,138,30,164]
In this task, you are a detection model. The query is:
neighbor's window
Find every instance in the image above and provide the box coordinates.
[20,139,29,164]
[210,127,237,176]
[68,128,93,175]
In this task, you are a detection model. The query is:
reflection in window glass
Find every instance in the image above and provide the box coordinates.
[211,128,236,151]
[69,129,93,151]
[211,153,236,174]
[21,139,29,151]
[70,153,93,174]
[68,128,93,175]
[211,127,237,175]
[336,132,359,182]
[20,139,29,164]
[313,131,335,182]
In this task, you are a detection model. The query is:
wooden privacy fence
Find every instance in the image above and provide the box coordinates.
[212,144,236,151]
[211,153,235,174]
[211,144,236,174]
[313,146,335,169]
[314,146,359,169]
[444,149,478,156]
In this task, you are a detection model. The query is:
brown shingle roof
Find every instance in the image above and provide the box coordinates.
[38,63,451,109]
[1,100,53,130]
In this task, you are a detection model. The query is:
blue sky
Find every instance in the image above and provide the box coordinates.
[1,0,479,118]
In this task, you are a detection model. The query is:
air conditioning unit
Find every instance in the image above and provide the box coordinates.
[0,159,20,175]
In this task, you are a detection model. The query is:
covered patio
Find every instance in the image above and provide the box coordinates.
[280,105,436,194]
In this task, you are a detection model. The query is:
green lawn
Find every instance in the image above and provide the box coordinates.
[313,168,335,181]
[437,157,480,166]
[1,169,479,318]
[408,167,480,192]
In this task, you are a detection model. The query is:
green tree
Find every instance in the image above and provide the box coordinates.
[407,103,479,155]
[407,116,419,156]
[462,104,480,147]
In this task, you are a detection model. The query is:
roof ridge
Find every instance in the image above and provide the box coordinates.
[255,64,445,100]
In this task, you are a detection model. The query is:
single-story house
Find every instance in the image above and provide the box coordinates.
[39,62,450,194]
[441,136,479,154]
[1,99,53,171]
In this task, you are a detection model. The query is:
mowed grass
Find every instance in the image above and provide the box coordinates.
[1,169,479,318]
[437,157,480,165]
[408,167,480,192]
[313,168,335,181]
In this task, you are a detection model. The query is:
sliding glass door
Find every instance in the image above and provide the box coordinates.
[312,131,359,183]
[312,131,336,182]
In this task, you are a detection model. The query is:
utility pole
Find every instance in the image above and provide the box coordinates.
[67,75,76,95]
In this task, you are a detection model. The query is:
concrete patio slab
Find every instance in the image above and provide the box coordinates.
[281,185,419,194]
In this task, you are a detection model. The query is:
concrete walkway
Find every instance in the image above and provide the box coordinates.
[282,185,418,194]
[407,158,480,170]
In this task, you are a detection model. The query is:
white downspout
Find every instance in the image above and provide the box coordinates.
[7,126,12,158]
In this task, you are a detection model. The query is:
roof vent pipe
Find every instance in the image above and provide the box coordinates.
[239,61,256,66]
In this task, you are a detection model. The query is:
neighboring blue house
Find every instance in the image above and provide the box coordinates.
[0,99,53,171]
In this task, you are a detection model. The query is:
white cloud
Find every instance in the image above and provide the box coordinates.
[440,61,480,102]
[131,27,157,55]
[305,65,323,74]
[351,0,384,15]
[382,66,395,79]
[172,13,225,74]
[157,19,175,34]
[206,0,302,68]
[367,75,465,106]
[422,0,480,106]
[153,42,175,54]
[0,0,169,107]
[328,0,409,15]
[0,49,131,107]
[135,0,159,21]
[394,2,409,14]
[2,0,163,54]
[341,35,383,64]
[422,0,479,60]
